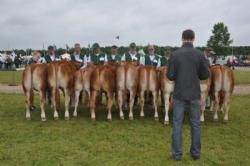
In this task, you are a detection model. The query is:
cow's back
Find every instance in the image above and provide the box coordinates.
[22,64,48,92]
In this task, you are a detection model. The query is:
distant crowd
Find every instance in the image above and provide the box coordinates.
[0,43,249,70]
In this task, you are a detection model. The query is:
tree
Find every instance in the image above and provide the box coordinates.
[207,22,233,55]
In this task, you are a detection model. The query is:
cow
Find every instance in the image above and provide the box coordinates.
[157,66,174,125]
[138,65,159,120]
[73,64,95,117]
[200,78,211,123]
[89,64,116,121]
[47,60,80,120]
[22,63,48,121]
[209,64,234,122]
[116,62,139,120]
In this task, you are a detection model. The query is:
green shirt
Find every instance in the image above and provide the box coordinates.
[160,56,168,66]
[107,54,122,63]
[122,52,140,62]
[70,53,84,62]
[90,53,106,65]
[43,54,61,63]
[144,54,161,67]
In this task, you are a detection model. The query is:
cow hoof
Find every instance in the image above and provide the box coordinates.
[54,117,59,121]
[154,117,159,121]
[41,118,47,122]
[73,113,77,117]
[223,120,228,124]
[107,118,112,122]
[65,117,70,121]
[120,116,124,120]
[200,121,205,125]
[164,121,169,125]
[91,118,96,121]
[213,118,218,122]
[26,117,31,121]
[129,117,134,120]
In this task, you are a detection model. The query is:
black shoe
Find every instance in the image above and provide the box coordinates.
[172,155,181,161]
[192,155,200,160]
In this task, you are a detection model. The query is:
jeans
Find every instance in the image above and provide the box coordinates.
[172,99,201,159]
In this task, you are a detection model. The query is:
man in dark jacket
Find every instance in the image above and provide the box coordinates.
[167,29,209,161]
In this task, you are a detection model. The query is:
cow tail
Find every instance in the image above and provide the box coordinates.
[219,65,224,109]
[124,65,128,90]
[29,65,33,91]
[146,67,150,102]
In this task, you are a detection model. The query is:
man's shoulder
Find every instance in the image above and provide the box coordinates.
[193,48,203,55]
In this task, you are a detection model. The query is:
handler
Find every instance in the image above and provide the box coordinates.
[121,42,140,65]
[90,43,107,65]
[71,43,84,64]
[167,29,209,161]
[107,45,121,63]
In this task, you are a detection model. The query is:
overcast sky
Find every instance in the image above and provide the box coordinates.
[0,0,249,49]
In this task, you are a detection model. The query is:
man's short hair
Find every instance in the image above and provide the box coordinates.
[111,45,117,49]
[182,29,195,40]
[48,45,54,50]
[75,43,80,47]
[148,44,154,50]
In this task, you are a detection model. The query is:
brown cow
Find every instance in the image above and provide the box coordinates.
[209,65,234,122]
[22,64,48,121]
[116,62,139,120]
[73,65,95,117]
[200,78,211,122]
[89,64,116,121]
[48,60,80,120]
[157,66,174,125]
[138,65,159,120]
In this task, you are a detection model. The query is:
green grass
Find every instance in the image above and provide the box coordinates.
[0,71,23,84]
[0,93,249,165]
[234,70,250,85]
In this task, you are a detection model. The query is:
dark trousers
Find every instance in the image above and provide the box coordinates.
[172,99,201,159]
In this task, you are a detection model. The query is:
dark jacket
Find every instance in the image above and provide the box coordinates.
[167,43,209,100]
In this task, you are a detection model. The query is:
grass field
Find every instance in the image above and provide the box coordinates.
[0,69,249,85]
[0,93,249,165]
[0,70,23,84]
[234,70,250,84]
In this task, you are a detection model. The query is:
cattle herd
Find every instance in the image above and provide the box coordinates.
[22,60,234,124]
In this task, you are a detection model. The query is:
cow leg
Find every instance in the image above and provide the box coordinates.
[139,91,145,118]
[64,89,71,120]
[223,92,231,122]
[52,88,59,120]
[25,90,31,120]
[30,90,35,111]
[107,91,113,121]
[129,90,136,120]
[86,90,91,108]
[118,90,124,120]
[200,92,206,123]
[90,90,97,120]
[164,92,170,125]
[152,91,159,121]
[213,92,220,121]
[210,99,214,112]
[73,90,80,117]
[39,90,46,121]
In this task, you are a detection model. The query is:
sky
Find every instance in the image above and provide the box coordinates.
[0,0,249,50]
